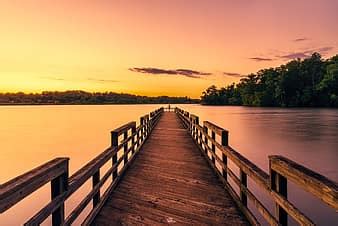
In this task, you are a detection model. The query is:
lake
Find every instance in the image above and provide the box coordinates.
[0,104,337,225]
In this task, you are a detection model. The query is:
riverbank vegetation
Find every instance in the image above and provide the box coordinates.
[201,53,338,107]
[0,91,198,105]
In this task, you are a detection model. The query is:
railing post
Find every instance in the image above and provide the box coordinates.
[145,117,148,136]
[146,117,148,136]
[203,126,208,155]
[140,117,144,142]
[149,115,153,131]
[221,130,228,180]
[147,116,151,134]
[194,117,199,141]
[132,126,136,154]
[191,117,194,136]
[124,131,128,165]
[194,125,197,140]
[92,170,100,207]
[148,116,151,135]
[199,128,202,146]
[270,162,288,226]
[240,170,247,207]
[111,131,118,181]
[211,131,216,164]
[51,161,69,226]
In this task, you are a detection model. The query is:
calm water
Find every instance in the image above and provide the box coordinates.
[0,105,337,225]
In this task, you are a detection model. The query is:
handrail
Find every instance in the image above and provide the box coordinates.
[269,155,338,210]
[111,121,136,136]
[0,158,69,213]
[0,107,164,226]
[175,107,337,226]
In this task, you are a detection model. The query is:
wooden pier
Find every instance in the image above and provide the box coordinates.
[0,107,337,226]
[93,111,248,225]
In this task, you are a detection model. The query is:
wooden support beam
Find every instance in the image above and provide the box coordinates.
[221,130,228,180]
[92,170,100,207]
[111,132,118,181]
[131,127,136,154]
[203,126,208,155]
[270,162,288,226]
[124,131,128,165]
[240,170,248,207]
[211,131,216,164]
[51,170,68,226]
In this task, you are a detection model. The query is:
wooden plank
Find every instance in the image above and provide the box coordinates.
[0,158,69,213]
[227,167,279,226]
[67,148,115,195]
[83,136,148,225]
[180,108,330,225]
[192,133,260,226]
[204,121,226,135]
[93,112,248,225]
[2,108,163,225]
[270,190,314,225]
[222,144,270,190]
[194,121,270,191]
[269,155,338,210]
[24,193,66,226]
[64,166,114,225]
[51,171,68,226]
[111,121,136,136]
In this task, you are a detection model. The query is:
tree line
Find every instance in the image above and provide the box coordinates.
[0,91,198,105]
[201,53,338,107]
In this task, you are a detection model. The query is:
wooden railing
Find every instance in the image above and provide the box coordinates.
[163,106,175,112]
[0,107,164,226]
[175,107,338,226]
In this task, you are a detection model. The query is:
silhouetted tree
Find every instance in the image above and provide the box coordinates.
[201,53,338,107]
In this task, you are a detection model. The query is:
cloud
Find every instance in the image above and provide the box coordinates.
[223,72,246,78]
[248,57,274,62]
[40,76,119,83]
[129,67,212,78]
[87,78,119,83]
[277,46,335,60]
[39,76,65,81]
[279,52,309,59]
[293,38,309,42]
[316,46,334,53]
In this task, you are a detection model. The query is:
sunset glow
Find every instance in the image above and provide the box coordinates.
[0,0,337,97]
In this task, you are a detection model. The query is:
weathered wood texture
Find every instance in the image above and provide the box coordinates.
[176,107,338,226]
[93,112,249,226]
[0,108,163,226]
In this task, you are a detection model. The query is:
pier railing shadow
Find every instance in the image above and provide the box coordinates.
[176,107,338,226]
[0,107,164,226]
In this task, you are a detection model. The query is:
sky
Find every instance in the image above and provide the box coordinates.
[0,0,337,98]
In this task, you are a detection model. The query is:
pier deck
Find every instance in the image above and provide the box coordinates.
[93,112,248,225]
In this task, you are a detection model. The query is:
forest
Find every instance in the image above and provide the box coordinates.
[201,53,338,107]
[0,91,198,105]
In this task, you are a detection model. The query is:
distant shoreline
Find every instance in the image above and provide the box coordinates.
[0,90,199,106]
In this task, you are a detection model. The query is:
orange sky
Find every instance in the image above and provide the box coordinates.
[0,0,337,97]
